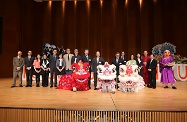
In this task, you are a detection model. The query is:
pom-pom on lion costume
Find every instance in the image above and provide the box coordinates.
[118,61,145,92]
[97,62,116,93]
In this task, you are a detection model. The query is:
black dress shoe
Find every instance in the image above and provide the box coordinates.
[25,85,29,87]
[19,85,23,87]
[29,85,32,87]
[152,87,156,89]
[148,86,153,88]
[50,86,53,88]
[11,86,15,88]
[164,86,169,88]
[94,88,98,90]
[172,86,177,89]
[54,85,57,87]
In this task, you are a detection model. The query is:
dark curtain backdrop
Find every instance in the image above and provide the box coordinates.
[0,0,187,77]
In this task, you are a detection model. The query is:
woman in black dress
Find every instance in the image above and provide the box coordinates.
[40,54,50,87]
[56,53,66,76]
[136,53,143,77]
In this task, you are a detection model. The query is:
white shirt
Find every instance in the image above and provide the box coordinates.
[59,59,63,66]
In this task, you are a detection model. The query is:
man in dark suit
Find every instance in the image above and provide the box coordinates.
[82,49,92,88]
[92,51,105,90]
[11,51,24,88]
[121,51,127,65]
[147,54,157,89]
[24,51,34,87]
[111,52,123,76]
[71,49,82,64]
[49,48,58,88]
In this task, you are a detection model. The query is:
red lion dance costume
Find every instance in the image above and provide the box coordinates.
[56,61,90,92]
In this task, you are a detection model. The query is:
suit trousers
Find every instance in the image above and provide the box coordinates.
[26,69,33,86]
[12,71,22,86]
[94,72,98,88]
[148,71,156,88]
[50,71,57,86]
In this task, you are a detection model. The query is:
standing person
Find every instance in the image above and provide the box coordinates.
[121,51,127,65]
[129,55,137,65]
[33,54,41,87]
[159,50,176,89]
[58,46,66,56]
[136,53,143,76]
[82,49,92,89]
[147,54,157,89]
[111,52,123,77]
[63,48,74,74]
[71,49,82,64]
[141,51,151,87]
[92,51,105,90]
[11,51,24,88]
[40,54,50,87]
[49,48,58,88]
[56,53,66,76]
[111,52,123,89]
[24,51,34,87]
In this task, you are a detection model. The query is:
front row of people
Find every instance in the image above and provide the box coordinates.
[12,49,177,90]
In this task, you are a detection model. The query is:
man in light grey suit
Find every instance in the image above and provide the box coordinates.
[63,48,74,74]
[11,51,24,88]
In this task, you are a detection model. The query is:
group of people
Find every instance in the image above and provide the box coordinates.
[12,48,177,90]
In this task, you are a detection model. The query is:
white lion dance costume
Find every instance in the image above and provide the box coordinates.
[118,61,145,92]
[97,62,116,93]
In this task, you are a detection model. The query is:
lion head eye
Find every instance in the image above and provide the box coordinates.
[120,68,124,72]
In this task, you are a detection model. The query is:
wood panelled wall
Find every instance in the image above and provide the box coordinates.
[0,0,187,78]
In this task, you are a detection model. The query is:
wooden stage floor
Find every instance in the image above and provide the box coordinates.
[0,78,187,111]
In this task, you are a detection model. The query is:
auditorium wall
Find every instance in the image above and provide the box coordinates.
[0,0,187,78]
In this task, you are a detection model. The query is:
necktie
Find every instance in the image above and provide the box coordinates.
[86,55,88,60]
[116,58,118,63]
[97,58,99,63]
[54,55,56,61]
[68,54,69,61]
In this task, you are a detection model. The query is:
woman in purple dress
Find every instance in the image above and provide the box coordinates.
[159,50,177,89]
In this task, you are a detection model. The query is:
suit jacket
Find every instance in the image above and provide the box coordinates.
[92,57,105,73]
[82,55,92,65]
[120,56,127,65]
[49,54,58,72]
[111,58,123,75]
[56,59,66,68]
[63,54,74,70]
[13,56,24,72]
[136,58,143,68]
[24,56,34,69]
[147,59,157,74]
[71,55,82,64]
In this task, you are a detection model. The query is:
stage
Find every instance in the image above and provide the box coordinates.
[0,78,187,111]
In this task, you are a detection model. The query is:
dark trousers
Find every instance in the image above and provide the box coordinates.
[35,73,40,86]
[50,71,57,86]
[94,72,98,88]
[88,70,91,88]
[26,69,33,86]
[42,71,49,86]
[148,72,156,88]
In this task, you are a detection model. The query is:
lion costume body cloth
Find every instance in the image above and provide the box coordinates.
[56,62,90,91]
[97,62,116,93]
[118,61,145,92]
